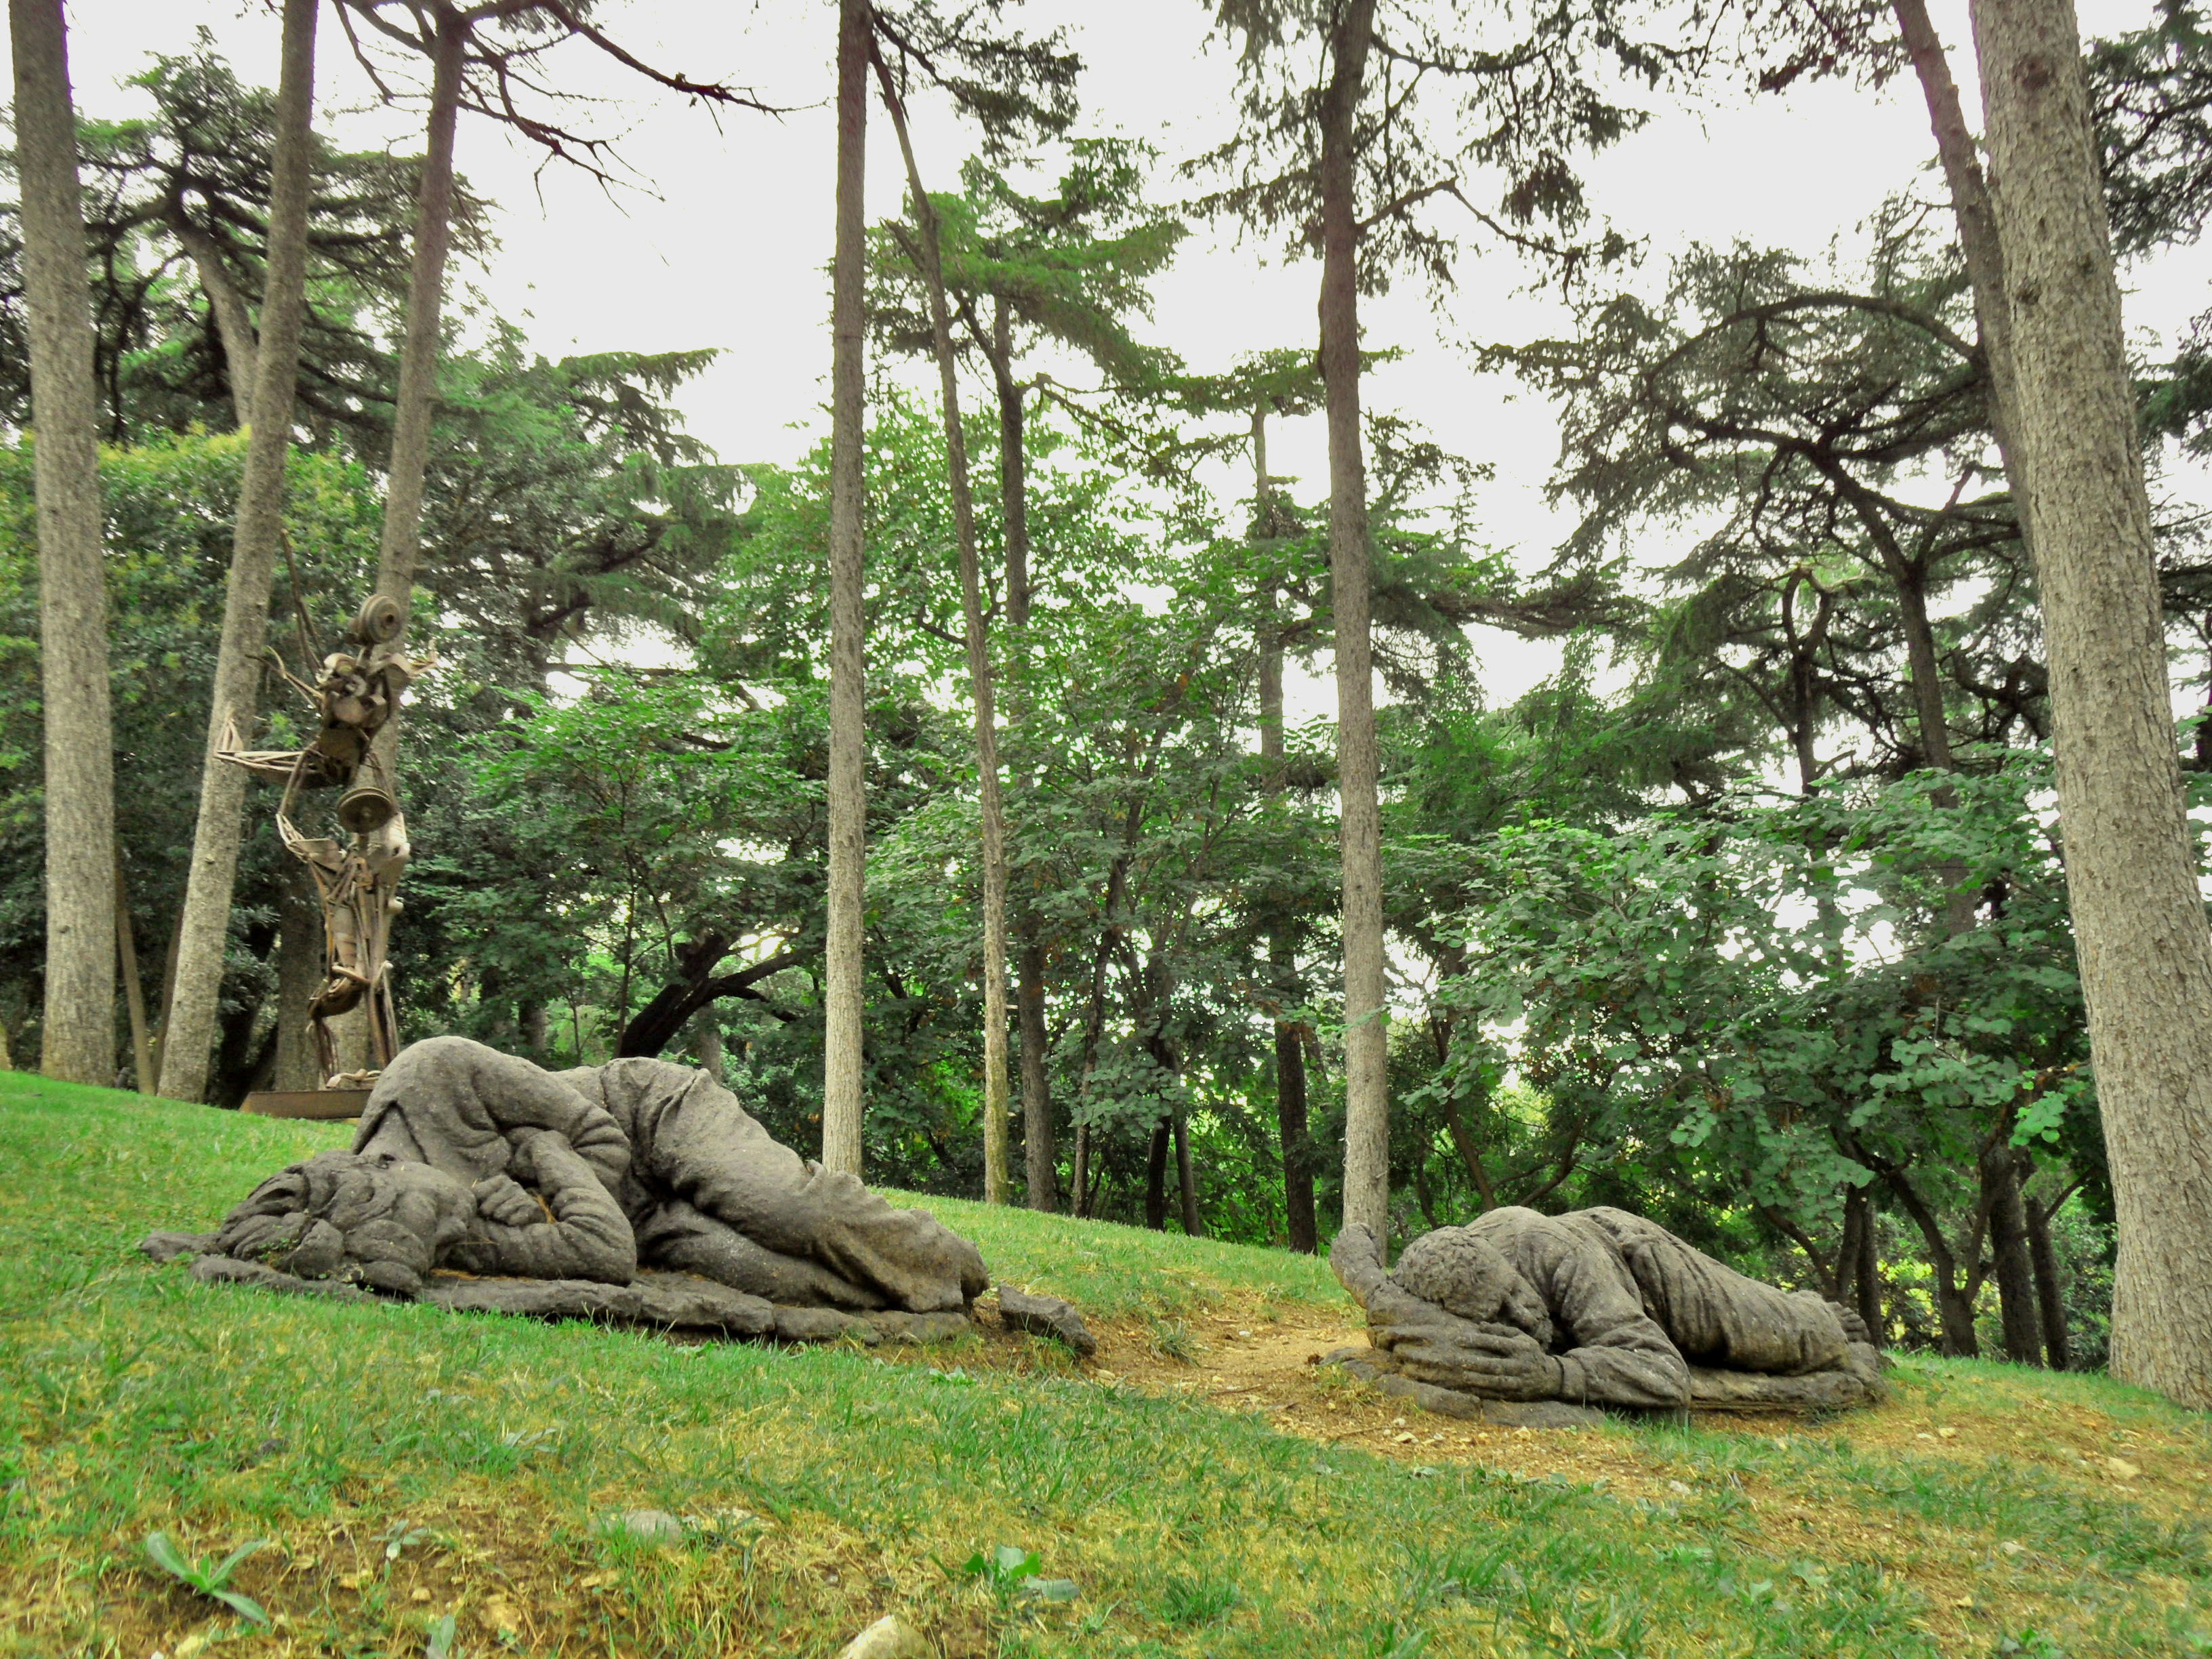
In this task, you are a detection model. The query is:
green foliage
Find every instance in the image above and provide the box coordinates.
[143,1530,270,1625]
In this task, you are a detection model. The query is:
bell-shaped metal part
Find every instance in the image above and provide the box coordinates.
[337,781,398,835]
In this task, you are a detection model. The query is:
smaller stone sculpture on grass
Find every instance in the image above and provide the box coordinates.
[1328,1208,1885,1424]
[146,1036,994,1348]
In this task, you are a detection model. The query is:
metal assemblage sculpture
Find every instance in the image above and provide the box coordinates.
[222,592,430,1088]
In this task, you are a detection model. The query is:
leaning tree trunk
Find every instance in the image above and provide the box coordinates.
[2025,1188,2073,1370]
[874,51,1013,1204]
[820,0,869,1176]
[11,0,114,1085]
[157,0,319,1103]
[1972,0,2212,1408]
[1319,0,1389,1242]
[1254,409,1317,1253]
[990,306,1056,1212]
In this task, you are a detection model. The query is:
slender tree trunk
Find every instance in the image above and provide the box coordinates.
[694,1019,725,1082]
[273,862,320,1092]
[1894,0,2034,535]
[876,56,1014,1204]
[12,0,113,1085]
[992,308,1055,1211]
[1174,1109,1201,1236]
[1145,1117,1170,1231]
[158,0,319,1102]
[1973,0,2212,1407]
[366,12,464,738]
[114,853,152,1093]
[1981,1143,2045,1364]
[1854,1188,1884,1338]
[1255,410,1317,1252]
[1319,0,1388,1244]
[821,0,869,1176]
[2026,1189,2072,1370]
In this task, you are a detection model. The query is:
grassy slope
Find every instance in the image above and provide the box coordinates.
[0,1071,2205,1658]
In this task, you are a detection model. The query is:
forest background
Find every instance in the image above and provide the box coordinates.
[7,0,2212,1376]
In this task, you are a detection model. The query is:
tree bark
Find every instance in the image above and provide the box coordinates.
[1981,1143,2045,1364]
[1256,409,1317,1252]
[2026,1187,2072,1370]
[1145,1117,1170,1231]
[365,9,463,779]
[176,221,259,426]
[12,0,114,1086]
[1320,0,1389,1243]
[1972,0,2212,1408]
[1894,0,2034,537]
[821,0,869,1177]
[273,861,320,1092]
[875,52,1014,1204]
[157,0,319,1102]
[993,308,1057,1214]
[1174,1109,1202,1236]
[114,853,152,1093]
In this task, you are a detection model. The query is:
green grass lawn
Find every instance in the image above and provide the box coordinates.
[3,1069,2208,1658]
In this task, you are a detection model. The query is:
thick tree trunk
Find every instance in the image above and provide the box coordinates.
[876,54,1014,1204]
[157,0,318,1102]
[1319,0,1389,1243]
[2026,1189,2072,1370]
[273,863,320,1092]
[1981,1143,2045,1364]
[1256,414,1317,1252]
[821,0,869,1176]
[1973,0,2212,1407]
[1854,1190,1884,1338]
[992,308,1055,1211]
[12,0,115,1085]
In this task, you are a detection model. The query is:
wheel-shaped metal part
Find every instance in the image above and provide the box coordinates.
[349,593,403,645]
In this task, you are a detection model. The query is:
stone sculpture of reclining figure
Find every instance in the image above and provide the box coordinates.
[346,1036,988,1313]
[1331,1206,1883,1414]
[212,1131,635,1298]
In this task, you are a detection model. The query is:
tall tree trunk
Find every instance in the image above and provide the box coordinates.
[1894,0,2033,535]
[874,53,1013,1203]
[1145,1117,1170,1231]
[991,306,1055,1211]
[12,0,114,1085]
[1980,1143,2045,1364]
[1174,1109,1201,1236]
[1255,409,1317,1252]
[114,852,152,1093]
[366,12,464,743]
[175,221,258,425]
[1972,0,2212,1407]
[1843,1183,1883,1336]
[2026,1187,2072,1370]
[821,0,869,1176]
[1319,0,1389,1243]
[273,862,320,1092]
[158,0,319,1102]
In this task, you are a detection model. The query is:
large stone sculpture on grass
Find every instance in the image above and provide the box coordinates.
[1329,1207,1885,1422]
[147,1036,990,1345]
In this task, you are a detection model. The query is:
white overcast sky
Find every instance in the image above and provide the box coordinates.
[70,0,2212,714]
